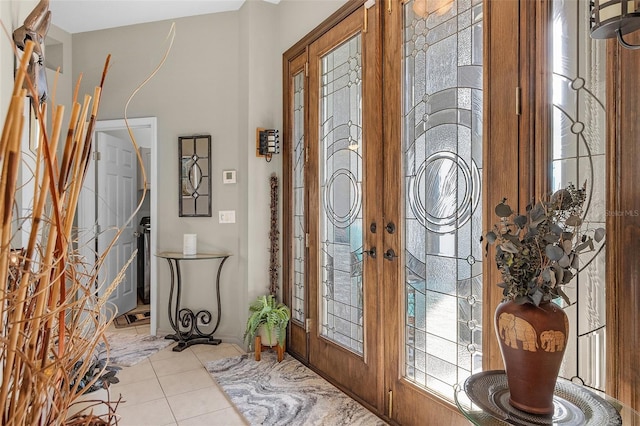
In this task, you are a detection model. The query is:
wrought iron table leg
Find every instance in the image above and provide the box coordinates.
[163,256,230,352]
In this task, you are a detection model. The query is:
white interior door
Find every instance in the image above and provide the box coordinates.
[96,132,137,316]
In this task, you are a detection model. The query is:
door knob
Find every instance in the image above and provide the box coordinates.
[385,222,396,234]
[384,248,398,261]
[359,247,377,259]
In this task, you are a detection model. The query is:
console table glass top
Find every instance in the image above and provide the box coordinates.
[455,371,639,425]
[156,252,232,260]
[155,251,232,352]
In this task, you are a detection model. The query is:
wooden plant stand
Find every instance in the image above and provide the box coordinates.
[254,335,285,362]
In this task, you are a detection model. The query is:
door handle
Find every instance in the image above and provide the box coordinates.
[385,222,396,234]
[384,248,398,261]
[359,247,377,259]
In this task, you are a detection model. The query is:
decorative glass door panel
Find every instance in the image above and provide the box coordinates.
[403,0,484,402]
[319,34,364,355]
[292,70,306,325]
[305,7,381,409]
[285,53,310,362]
[550,0,607,391]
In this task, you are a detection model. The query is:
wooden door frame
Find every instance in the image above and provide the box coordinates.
[606,30,640,411]
[482,0,528,373]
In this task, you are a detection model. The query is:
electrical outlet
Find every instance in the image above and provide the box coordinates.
[218,210,236,224]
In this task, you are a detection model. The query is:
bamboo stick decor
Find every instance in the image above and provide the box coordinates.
[0,41,124,425]
[0,16,176,423]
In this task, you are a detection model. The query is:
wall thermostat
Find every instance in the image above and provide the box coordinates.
[223,170,236,184]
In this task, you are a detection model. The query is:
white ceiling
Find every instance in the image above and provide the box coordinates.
[49,0,262,34]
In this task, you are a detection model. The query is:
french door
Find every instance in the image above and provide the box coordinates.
[284,0,482,422]
[382,0,485,424]
[284,0,623,422]
[306,6,384,410]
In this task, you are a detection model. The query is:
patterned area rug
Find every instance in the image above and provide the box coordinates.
[206,352,387,426]
[99,332,171,367]
[113,310,151,328]
[113,305,151,328]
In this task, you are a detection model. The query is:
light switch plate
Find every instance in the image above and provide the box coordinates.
[218,210,236,223]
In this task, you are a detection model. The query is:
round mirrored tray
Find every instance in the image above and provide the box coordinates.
[461,371,622,425]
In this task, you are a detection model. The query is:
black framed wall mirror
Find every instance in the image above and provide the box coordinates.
[178,135,212,217]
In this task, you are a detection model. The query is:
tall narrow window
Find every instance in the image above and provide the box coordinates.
[320,34,364,355]
[551,0,607,391]
[402,0,483,401]
[292,71,306,324]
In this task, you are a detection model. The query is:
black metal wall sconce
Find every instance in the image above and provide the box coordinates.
[256,128,280,162]
[591,0,640,49]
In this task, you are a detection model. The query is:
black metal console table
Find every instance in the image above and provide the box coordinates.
[156,252,231,352]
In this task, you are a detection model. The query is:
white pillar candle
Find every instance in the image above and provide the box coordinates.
[183,234,197,256]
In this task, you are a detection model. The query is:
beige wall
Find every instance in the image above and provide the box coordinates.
[277,0,347,49]
[0,2,72,131]
[0,1,34,120]
[45,24,72,127]
[0,2,72,249]
[69,0,346,344]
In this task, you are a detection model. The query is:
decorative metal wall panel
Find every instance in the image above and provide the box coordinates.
[403,0,483,402]
[293,71,306,324]
[319,34,364,355]
[551,0,607,391]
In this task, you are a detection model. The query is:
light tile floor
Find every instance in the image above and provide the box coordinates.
[108,324,248,426]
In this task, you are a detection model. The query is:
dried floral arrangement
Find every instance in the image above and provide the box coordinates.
[268,173,280,296]
[483,183,605,306]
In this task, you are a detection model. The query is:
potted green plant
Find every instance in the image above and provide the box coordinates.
[483,182,604,415]
[244,295,290,349]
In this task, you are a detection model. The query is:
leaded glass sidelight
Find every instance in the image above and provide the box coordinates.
[319,34,364,355]
[403,0,483,401]
[551,0,607,391]
[292,71,306,324]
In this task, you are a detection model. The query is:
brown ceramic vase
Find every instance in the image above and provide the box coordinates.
[494,300,568,415]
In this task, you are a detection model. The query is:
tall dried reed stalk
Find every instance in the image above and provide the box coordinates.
[1,17,175,423]
[0,39,125,425]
